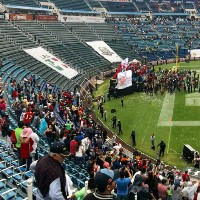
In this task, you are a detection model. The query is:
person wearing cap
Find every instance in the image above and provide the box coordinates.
[20,127,34,170]
[84,168,118,200]
[33,142,69,199]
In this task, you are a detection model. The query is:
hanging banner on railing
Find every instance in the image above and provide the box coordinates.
[59,15,105,23]
[189,49,200,58]
[86,41,122,63]
[35,15,58,21]
[9,14,33,21]
[24,47,78,79]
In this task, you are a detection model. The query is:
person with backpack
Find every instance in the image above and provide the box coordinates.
[20,128,34,170]
[128,174,155,200]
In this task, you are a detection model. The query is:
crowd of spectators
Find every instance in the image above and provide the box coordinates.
[109,16,200,53]
[0,73,200,200]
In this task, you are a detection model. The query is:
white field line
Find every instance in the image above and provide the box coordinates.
[167,124,172,154]
[157,93,175,126]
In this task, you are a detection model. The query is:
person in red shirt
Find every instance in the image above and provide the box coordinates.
[12,89,18,100]
[70,136,78,159]
[20,128,34,170]
[182,170,190,182]
[23,110,33,126]
[0,98,6,116]
[158,179,168,200]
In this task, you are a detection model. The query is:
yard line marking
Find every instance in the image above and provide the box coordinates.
[167,124,172,154]
[157,93,175,126]
[158,121,200,126]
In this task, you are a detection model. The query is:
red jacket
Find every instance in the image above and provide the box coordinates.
[20,137,34,159]
[23,112,33,124]
[70,140,78,156]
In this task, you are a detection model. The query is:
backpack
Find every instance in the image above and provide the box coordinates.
[20,136,30,144]
[10,130,17,144]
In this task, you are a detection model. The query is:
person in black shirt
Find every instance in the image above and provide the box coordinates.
[157,140,166,157]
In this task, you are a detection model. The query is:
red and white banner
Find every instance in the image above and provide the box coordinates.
[9,14,33,21]
[24,47,78,79]
[35,15,58,21]
[117,70,132,89]
[86,41,122,63]
[59,15,105,23]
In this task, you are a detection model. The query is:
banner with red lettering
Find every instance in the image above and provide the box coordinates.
[9,14,33,21]
[35,15,58,21]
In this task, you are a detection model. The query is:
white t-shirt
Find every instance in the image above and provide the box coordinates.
[113,145,122,154]
[82,137,90,151]
[75,145,84,157]
[30,132,39,151]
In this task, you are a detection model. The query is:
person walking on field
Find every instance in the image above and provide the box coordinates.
[117,119,122,134]
[112,115,117,128]
[131,129,136,146]
[121,97,124,107]
[103,109,107,122]
[150,134,155,150]
[157,140,166,157]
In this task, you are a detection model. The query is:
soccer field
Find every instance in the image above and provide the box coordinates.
[93,60,200,169]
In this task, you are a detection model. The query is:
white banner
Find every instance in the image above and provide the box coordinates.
[116,70,132,89]
[24,47,78,79]
[86,41,122,63]
[189,49,200,57]
[59,15,105,23]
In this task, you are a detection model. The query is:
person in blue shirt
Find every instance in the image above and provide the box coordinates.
[116,168,132,200]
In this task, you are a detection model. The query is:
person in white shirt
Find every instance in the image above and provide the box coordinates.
[82,136,90,152]
[75,140,86,164]
[113,143,122,154]
[30,130,40,161]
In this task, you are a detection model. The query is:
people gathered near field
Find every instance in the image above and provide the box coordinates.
[0,73,200,199]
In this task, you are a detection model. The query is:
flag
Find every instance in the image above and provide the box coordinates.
[121,58,128,71]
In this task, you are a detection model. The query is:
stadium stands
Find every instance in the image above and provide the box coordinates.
[50,0,91,11]
[1,0,40,7]
[1,0,200,198]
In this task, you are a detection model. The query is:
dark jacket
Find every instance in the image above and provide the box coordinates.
[35,155,67,199]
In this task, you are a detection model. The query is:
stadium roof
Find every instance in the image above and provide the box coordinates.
[107,12,146,15]
[153,13,189,16]
[59,9,99,14]
[5,4,52,12]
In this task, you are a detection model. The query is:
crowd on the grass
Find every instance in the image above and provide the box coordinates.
[0,75,200,200]
[142,68,199,96]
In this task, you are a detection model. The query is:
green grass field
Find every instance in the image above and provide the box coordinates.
[93,60,200,169]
